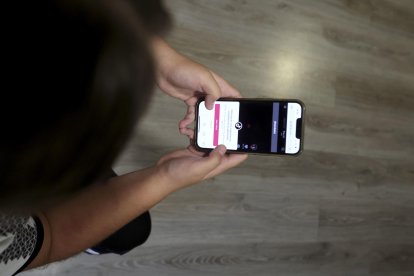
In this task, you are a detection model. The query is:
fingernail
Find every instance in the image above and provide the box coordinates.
[217,145,227,155]
[205,101,214,110]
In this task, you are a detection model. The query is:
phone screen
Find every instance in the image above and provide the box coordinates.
[195,99,303,155]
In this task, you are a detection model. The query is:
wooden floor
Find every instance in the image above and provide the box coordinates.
[22,0,414,275]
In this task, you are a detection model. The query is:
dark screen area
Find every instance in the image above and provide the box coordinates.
[236,101,272,153]
[235,100,288,153]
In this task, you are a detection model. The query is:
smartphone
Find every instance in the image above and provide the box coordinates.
[194,98,304,155]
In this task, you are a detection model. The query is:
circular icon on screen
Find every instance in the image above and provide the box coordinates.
[250,144,258,150]
[235,122,243,130]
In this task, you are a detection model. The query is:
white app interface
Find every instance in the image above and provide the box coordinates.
[285,103,302,154]
[197,101,240,150]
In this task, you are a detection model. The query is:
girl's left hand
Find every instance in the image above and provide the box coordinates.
[152,37,242,140]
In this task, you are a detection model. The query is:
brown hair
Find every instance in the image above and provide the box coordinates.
[0,0,170,209]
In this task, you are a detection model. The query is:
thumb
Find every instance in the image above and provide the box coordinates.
[194,145,227,176]
[202,71,221,110]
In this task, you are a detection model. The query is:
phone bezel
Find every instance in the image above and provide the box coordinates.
[193,98,305,156]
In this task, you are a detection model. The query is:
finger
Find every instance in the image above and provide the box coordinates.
[192,145,227,175]
[210,71,242,98]
[187,144,208,157]
[184,97,199,107]
[201,71,222,110]
[179,127,194,140]
[204,153,248,179]
[179,119,194,136]
[226,153,249,166]
[179,105,195,130]
[187,128,194,140]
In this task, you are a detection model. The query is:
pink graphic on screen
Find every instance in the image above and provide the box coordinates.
[213,104,220,146]
[197,101,240,150]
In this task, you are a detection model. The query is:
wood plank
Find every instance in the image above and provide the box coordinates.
[21,0,414,275]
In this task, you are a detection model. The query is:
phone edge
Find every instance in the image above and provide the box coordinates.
[193,98,305,156]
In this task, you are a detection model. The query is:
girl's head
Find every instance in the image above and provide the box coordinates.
[0,0,170,209]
